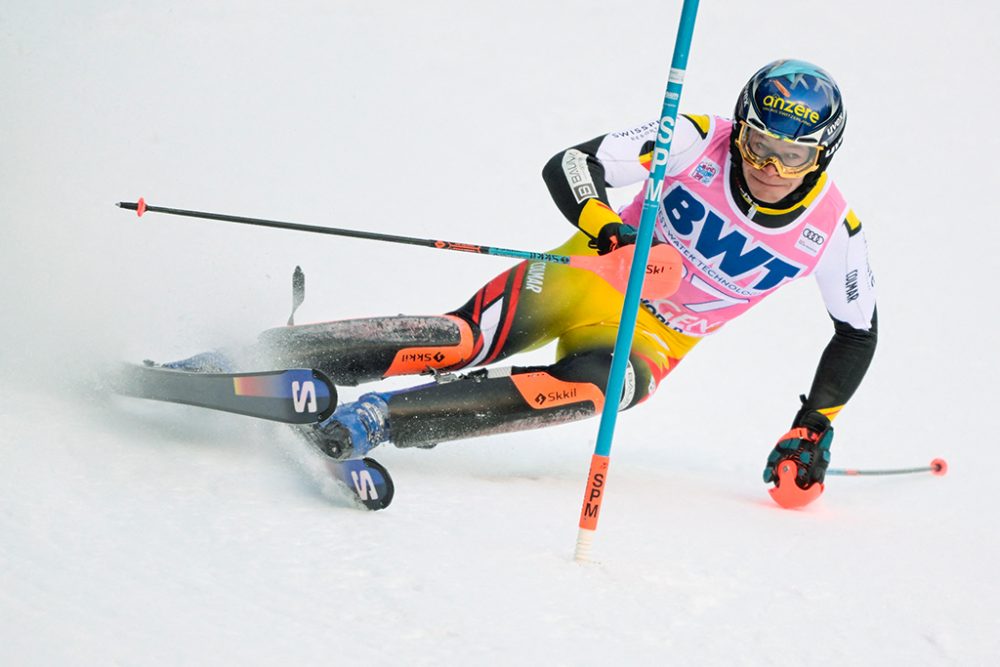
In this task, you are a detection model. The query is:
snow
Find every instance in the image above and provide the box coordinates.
[2,1,998,664]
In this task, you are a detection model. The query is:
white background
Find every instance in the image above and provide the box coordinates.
[2,1,998,664]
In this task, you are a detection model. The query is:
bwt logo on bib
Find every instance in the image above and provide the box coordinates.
[661,184,803,292]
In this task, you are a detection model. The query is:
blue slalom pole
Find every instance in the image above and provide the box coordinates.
[575,0,700,562]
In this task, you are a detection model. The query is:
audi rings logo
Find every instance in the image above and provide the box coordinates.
[801,228,825,245]
[796,225,827,257]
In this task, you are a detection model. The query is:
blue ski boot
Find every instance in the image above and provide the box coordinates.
[301,392,390,460]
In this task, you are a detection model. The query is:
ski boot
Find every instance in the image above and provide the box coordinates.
[300,392,391,460]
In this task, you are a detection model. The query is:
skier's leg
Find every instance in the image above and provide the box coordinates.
[257,314,479,386]
[381,314,696,449]
[157,314,474,380]
[386,347,646,448]
[306,321,687,458]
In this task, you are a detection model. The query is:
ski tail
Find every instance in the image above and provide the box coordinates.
[111,363,337,424]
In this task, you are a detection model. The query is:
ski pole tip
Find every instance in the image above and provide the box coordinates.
[115,198,146,216]
[931,458,948,476]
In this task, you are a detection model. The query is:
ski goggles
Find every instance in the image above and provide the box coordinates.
[735,121,822,178]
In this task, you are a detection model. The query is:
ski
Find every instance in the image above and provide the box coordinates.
[110,363,395,510]
[324,457,394,510]
[111,363,337,423]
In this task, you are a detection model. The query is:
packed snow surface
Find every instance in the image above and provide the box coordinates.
[2,1,998,664]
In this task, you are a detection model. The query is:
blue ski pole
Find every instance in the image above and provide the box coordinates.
[575,0,700,562]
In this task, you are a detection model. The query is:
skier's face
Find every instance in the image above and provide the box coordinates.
[740,158,805,203]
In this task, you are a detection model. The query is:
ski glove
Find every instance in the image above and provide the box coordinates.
[591,223,638,255]
[763,407,833,489]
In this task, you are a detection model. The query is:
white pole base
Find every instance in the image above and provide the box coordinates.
[574,527,596,563]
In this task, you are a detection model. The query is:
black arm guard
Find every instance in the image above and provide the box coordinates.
[801,308,878,414]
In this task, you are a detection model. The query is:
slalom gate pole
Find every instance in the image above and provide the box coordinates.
[574,0,700,563]
[827,458,948,477]
[115,200,680,300]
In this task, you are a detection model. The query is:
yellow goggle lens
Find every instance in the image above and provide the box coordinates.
[736,122,822,178]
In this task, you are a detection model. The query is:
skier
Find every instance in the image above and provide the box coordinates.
[172,60,876,496]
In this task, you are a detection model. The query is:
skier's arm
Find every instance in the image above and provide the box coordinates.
[799,212,878,422]
[541,132,626,238]
[801,309,878,417]
[541,116,704,239]
[763,214,876,492]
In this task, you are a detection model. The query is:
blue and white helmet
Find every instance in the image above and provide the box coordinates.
[734,59,846,172]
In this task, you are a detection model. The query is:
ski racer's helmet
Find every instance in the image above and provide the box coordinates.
[733,59,846,178]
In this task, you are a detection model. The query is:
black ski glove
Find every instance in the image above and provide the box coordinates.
[590,223,638,255]
[763,404,833,489]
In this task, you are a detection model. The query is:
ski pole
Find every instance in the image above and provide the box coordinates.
[770,457,947,510]
[827,458,948,477]
[116,199,681,300]
[574,0,700,563]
